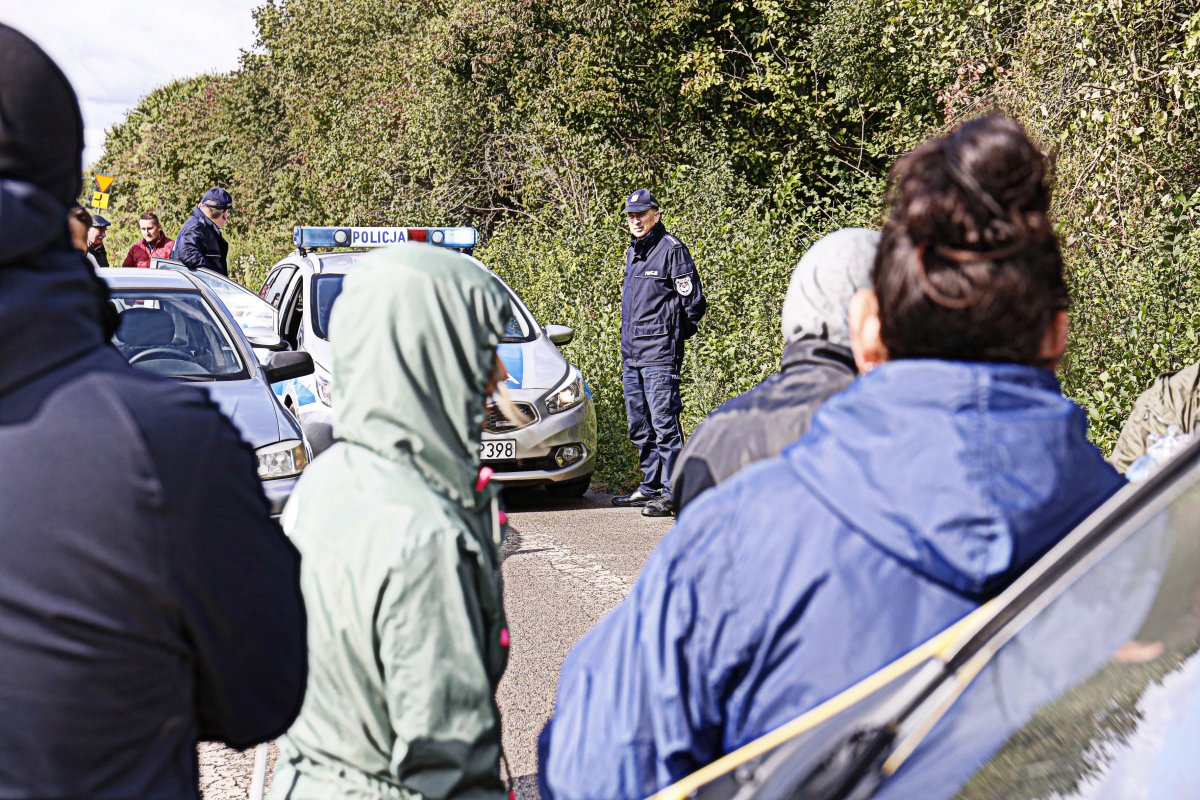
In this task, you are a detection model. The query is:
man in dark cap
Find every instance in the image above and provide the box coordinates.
[613,189,706,517]
[87,212,110,267]
[174,186,233,275]
[0,24,306,797]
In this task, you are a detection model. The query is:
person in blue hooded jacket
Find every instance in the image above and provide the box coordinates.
[538,114,1126,798]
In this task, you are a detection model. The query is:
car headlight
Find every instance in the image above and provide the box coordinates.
[315,369,333,407]
[546,368,585,414]
[256,439,310,480]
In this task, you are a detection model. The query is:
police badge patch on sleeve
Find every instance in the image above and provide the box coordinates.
[674,275,694,296]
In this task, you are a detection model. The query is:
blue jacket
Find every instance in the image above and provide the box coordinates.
[0,180,305,797]
[621,222,706,367]
[538,360,1125,798]
[174,206,229,275]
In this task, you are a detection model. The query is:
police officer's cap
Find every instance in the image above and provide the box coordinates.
[200,186,233,211]
[623,189,659,213]
[90,214,110,228]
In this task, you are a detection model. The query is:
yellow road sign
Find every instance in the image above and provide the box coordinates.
[94,174,115,193]
[91,191,110,210]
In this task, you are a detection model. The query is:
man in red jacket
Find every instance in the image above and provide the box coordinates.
[122,211,174,267]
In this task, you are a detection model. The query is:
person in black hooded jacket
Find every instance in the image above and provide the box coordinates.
[0,24,306,798]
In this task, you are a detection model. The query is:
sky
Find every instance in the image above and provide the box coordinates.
[1,1,262,168]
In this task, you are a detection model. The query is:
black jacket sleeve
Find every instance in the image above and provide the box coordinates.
[137,385,307,747]
[174,215,222,273]
[667,244,706,338]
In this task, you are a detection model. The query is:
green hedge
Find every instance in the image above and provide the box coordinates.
[89,0,1200,490]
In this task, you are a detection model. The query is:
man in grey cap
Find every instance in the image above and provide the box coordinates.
[672,227,879,513]
[174,186,232,275]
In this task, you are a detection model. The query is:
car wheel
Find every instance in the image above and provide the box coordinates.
[544,475,591,499]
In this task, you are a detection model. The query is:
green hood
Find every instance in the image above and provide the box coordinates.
[330,245,508,506]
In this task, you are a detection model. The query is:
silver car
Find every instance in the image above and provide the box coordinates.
[257,226,598,497]
[100,268,314,516]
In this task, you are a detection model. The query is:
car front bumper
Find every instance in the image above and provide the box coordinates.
[483,396,597,487]
[260,474,301,519]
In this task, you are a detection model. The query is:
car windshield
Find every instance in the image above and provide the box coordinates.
[109,290,246,380]
[310,272,534,343]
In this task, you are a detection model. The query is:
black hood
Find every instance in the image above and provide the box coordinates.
[0,179,112,397]
[0,24,85,207]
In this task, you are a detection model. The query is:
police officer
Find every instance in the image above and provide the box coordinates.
[612,189,706,517]
[87,213,110,267]
[174,187,232,276]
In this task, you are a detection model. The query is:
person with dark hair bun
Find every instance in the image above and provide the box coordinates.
[538,114,1125,798]
[859,113,1069,368]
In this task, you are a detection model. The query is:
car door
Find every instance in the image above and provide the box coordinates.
[657,440,1200,800]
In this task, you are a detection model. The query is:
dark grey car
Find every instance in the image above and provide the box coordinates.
[99,268,314,516]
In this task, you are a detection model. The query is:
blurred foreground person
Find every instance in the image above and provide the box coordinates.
[672,227,877,512]
[271,247,512,799]
[538,115,1125,798]
[0,24,306,797]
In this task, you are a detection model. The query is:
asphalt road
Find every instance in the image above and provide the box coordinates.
[199,489,672,799]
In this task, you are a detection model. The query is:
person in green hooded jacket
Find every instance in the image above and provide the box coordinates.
[270,244,512,799]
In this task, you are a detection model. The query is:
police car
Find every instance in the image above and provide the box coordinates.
[251,226,597,497]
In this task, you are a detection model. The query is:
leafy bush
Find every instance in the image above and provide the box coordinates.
[92,0,1200,487]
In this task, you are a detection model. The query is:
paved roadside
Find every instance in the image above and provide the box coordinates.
[497,490,672,797]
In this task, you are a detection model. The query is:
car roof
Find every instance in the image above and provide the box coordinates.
[97,267,200,290]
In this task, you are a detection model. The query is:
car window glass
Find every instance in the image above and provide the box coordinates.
[311,274,342,341]
[502,294,532,341]
[875,470,1200,800]
[309,271,533,344]
[261,266,296,309]
[188,270,276,332]
[110,290,246,380]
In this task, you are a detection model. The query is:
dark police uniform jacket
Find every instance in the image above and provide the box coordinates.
[621,222,706,367]
[174,206,229,276]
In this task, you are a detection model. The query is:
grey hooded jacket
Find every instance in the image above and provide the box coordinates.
[270,245,511,799]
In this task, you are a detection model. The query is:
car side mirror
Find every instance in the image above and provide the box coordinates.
[545,324,575,346]
[265,350,314,383]
[246,326,287,351]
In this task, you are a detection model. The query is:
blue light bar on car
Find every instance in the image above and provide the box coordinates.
[293,226,478,249]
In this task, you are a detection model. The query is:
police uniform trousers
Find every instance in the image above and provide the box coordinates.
[623,363,684,499]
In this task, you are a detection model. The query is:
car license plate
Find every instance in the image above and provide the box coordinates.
[480,439,516,461]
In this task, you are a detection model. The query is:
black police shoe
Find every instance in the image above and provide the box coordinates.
[641,496,675,517]
[612,489,657,507]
